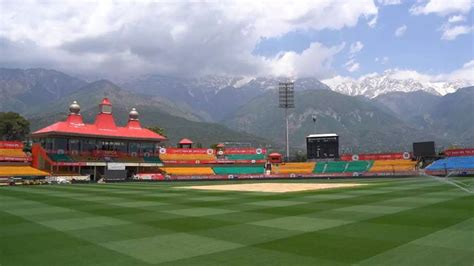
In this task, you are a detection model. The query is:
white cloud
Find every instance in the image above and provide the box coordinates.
[349,41,364,54]
[446,60,474,81]
[368,15,378,28]
[385,61,474,84]
[410,0,472,16]
[358,72,379,80]
[347,63,361,72]
[387,69,436,83]
[441,25,473,40]
[0,0,378,79]
[335,60,474,84]
[448,15,466,23]
[267,42,345,78]
[377,0,402,6]
[321,75,355,88]
[344,58,360,72]
[394,25,407,37]
[410,1,472,41]
[375,56,389,64]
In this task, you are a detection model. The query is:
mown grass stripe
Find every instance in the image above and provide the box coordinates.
[0,177,471,265]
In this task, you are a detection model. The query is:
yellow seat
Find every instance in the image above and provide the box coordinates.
[0,166,50,176]
[0,149,27,157]
[160,167,215,175]
[369,160,415,172]
[272,162,316,174]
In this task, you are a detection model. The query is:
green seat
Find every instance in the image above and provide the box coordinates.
[314,161,373,174]
[226,154,266,160]
[314,163,326,173]
[144,156,162,163]
[325,161,347,173]
[346,161,373,172]
[49,153,73,162]
[213,166,264,175]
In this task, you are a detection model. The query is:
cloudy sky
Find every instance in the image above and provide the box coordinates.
[0,0,473,83]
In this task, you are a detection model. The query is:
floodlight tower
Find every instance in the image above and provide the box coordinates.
[312,114,317,133]
[279,82,295,160]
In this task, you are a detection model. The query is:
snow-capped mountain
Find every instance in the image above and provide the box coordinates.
[323,72,470,98]
[122,72,470,121]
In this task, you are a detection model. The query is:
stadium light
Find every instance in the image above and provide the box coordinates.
[312,114,317,133]
[279,82,295,160]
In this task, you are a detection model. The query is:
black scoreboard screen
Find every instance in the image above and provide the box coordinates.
[413,141,436,157]
[306,134,339,160]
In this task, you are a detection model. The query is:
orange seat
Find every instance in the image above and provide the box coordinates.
[0,149,27,158]
[272,162,316,174]
[369,160,416,172]
[160,167,215,175]
[0,166,49,176]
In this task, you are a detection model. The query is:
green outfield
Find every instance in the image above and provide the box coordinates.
[0,178,473,265]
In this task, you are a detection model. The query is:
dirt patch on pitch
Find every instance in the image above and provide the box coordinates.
[179,183,365,193]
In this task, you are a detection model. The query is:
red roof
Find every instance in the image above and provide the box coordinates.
[31,99,166,141]
[101,98,112,105]
[178,138,193,144]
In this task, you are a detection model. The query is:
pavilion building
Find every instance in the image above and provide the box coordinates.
[31,98,166,180]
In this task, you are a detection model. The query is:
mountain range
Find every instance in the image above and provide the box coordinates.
[223,88,473,153]
[374,87,474,146]
[0,68,87,114]
[322,71,470,98]
[122,75,330,121]
[0,67,472,153]
[0,69,271,147]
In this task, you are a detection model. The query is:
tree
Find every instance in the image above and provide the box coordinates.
[294,151,307,162]
[0,112,30,141]
[146,126,167,138]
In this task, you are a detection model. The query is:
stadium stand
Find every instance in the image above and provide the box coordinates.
[226,154,266,160]
[143,156,162,163]
[159,154,217,161]
[0,166,49,176]
[116,156,144,163]
[346,161,373,172]
[213,166,264,175]
[160,167,214,175]
[48,153,74,162]
[272,162,316,174]
[369,160,416,172]
[426,156,474,171]
[0,149,27,157]
[314,161,372,173]
[69,155,101,162]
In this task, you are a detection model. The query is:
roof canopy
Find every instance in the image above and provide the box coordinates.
[307,133,338,138]
[31,98,166,142]
[178,138,193,144]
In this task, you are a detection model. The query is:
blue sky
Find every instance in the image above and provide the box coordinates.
[254,1,473,78]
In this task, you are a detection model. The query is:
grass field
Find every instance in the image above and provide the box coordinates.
[0,177,473,265]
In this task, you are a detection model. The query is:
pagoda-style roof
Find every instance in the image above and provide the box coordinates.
[31,98,166,142]
[178,138,193,145]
